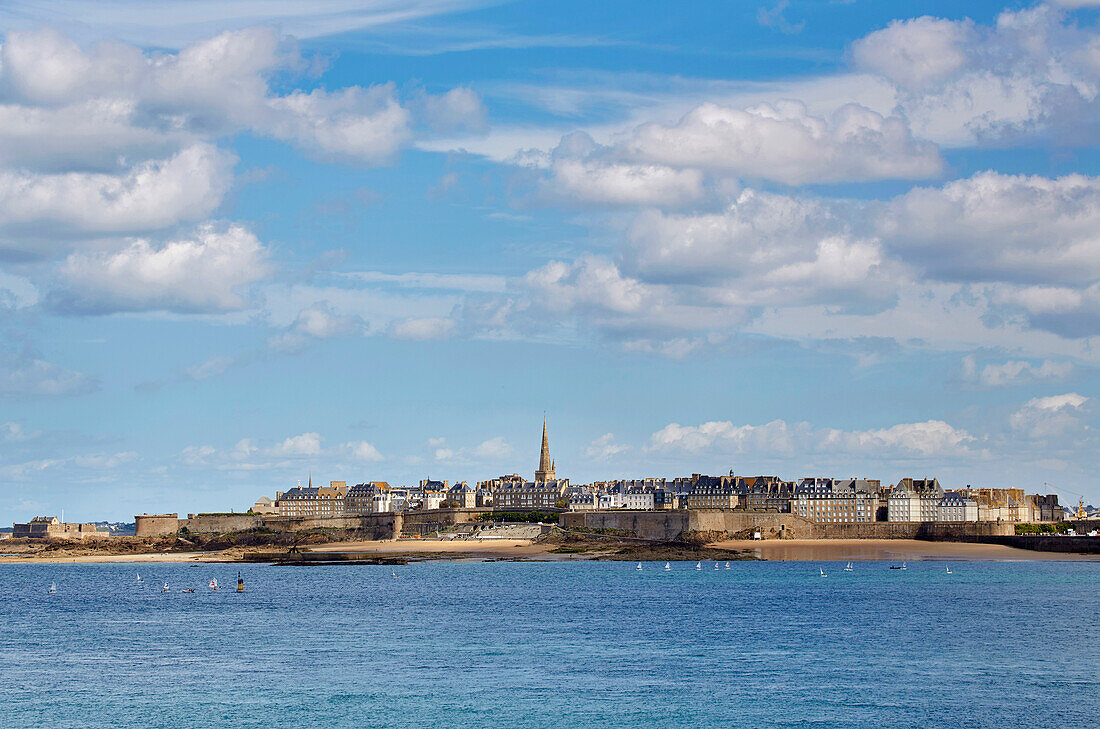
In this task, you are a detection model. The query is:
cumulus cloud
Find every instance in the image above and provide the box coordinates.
[1,421,39,441]
[850,6,1100,145]
[648,418,976,459]
[267,432,324,457]
[388,316,456,340]
[268,302,366,352]
[619,100,942,185]
[585,433,629,459]
[851,16,974,90]
[0,26,483,171]
[0,144,233,246]
[961,355,1074,387]
[473,436,511,459]
[1010,392,1090,439]
[54,224,271,314]
[342,440,384,462]
[0,353,95,398]
[879,172,1100,286]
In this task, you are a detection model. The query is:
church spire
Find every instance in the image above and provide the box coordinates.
[536,417,555,482]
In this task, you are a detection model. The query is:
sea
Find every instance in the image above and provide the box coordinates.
[1,559,1097,728]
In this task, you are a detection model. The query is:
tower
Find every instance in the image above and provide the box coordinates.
[535,417,555,482]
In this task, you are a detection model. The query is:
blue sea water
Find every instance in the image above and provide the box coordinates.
[1,560,1097,729]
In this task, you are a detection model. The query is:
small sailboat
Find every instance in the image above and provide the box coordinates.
[391,569,399,579]
[161,582,169,593]
[819,567,827,578]
[901,561,908,571]
[636,562,642,571]
[208,578,218,591]
[136,572,142,583]
[664,562,671,571]
[695,561,702,571]
[724,561,730,570]
[48,581,57,594]
[714,562,720,570]
[946,565,953,574]
[844,562,854,572]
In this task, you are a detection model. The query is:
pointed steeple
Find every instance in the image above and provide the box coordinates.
[535,417,555,482]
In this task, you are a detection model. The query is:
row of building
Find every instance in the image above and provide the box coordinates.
[250,420,1062,524]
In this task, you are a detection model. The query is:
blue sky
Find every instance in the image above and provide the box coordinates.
[2,0,1100,523]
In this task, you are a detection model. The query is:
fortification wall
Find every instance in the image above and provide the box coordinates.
[401,508,492,535]
[134,514,181,537]
[561,510,690,540]
[182,514,264,534]
[561,510,1016,541]
[989,535,1100,553]
[136,512,401,540]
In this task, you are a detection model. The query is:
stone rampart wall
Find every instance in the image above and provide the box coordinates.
[134,514,181,537]
[561,510,1015,541]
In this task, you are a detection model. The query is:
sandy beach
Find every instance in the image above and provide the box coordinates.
[3,537,1097,563]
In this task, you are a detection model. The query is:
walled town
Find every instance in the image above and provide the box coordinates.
[11,419,1094,550]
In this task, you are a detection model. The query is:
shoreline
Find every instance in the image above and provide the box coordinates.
[2,537,1098,563]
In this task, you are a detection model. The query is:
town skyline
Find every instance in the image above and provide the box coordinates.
[2,0,1099,525]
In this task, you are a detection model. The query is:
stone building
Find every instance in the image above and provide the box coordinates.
[276,477,348,518]
[887,478,945,522]
[13,516,106,539]
[793,492,878,523]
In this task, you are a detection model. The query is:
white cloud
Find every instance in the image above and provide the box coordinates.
[56,224,271,314]
[851,16,974,90]
[648,418,976,459]
[185,356,236,381]
[0,144,233,245]
[0,270,39,309]
[0,356,95,398]
[267,432,323,457]
[961,355,1074,387]
[619,100,942,185]
[342,440,384,462]
[879,172,1100,287]
[473,436,512,459]
[414,86,489,133]
[268,302,366,352]
[1010,392,1090,438]
[851,6,1100,145]
[585,433,629,459]
[263,85,412,165]
[1,422,39,441]
[388,316,456,340]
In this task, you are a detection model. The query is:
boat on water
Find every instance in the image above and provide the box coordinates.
[713,562,719,570]
[136,573,142,583]
[391,570,399,579]
[694,561,702,571]
[890,565,903,569]
[844,562,854,572]
[901,562,908,571]
[209,578,218,591]
[664,562,671,571]
[161,582,169,593]
[724,562,730,570]
[946,566,953,574]
[636,562,642,571]
[48,582,57,594]
[819,568,827,578]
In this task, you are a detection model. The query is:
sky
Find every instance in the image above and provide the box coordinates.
[2,0,1100,523]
